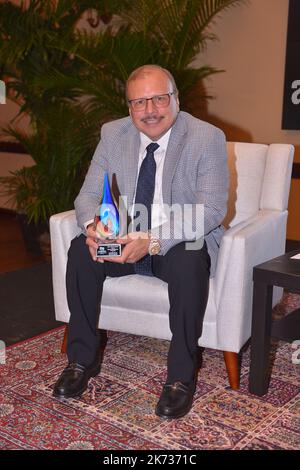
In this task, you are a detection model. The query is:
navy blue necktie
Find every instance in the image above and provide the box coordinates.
[133,142,159,276]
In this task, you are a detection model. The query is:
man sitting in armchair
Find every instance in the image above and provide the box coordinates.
[53,64,229,419]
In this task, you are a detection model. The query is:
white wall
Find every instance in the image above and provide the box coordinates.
[199,0,300,158]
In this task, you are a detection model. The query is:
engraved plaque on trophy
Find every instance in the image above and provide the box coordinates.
[94,172,122,257]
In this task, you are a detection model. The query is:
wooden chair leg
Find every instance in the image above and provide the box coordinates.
[223,351,240,390]
[61,325,68,354]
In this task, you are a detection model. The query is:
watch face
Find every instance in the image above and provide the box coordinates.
[149,240,160,255]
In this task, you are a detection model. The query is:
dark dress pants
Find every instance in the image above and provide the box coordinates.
[66,234,210,384]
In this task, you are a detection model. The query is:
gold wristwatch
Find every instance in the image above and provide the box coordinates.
[148,232,161,256]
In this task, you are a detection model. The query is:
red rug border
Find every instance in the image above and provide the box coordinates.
[6,324,66,351]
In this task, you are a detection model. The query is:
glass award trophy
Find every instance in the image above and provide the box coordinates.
[94,172,122,257]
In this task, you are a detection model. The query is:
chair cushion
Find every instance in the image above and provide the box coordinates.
[102,274,170,314]
[100,274,218,346]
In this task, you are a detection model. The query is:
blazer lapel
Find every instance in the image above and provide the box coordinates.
[121,124,140,209]
[162,112,187,205]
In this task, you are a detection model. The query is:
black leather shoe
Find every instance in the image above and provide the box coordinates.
[53,362,100,399]
[155,380,196,419]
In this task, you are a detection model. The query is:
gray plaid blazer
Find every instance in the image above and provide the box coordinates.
[74,111,229,277]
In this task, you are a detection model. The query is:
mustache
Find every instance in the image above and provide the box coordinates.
[140,113,163,122]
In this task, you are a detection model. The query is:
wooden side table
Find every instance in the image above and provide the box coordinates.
[249,250,300,396]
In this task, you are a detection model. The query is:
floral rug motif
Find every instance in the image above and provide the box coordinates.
[0,293,299,450]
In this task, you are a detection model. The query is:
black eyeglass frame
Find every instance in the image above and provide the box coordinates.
[127,92,176,110]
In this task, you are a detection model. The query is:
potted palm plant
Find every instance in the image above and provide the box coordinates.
[0,0,102,252]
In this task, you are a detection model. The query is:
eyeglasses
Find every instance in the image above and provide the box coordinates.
[128,92,175,111]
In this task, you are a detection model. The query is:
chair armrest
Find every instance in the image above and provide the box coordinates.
[50,210,79,322]
[214,210,287,351]
[50,210,78,253]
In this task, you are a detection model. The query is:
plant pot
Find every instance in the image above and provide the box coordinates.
[17,213,50,259]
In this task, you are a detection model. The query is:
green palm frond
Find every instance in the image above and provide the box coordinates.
[0,1,46,65]
[0,100,99,222]
[117,0,244,70]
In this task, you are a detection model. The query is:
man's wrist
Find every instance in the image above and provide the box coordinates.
[148,231,161,256]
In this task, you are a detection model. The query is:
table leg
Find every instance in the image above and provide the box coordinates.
[249,282,273,396]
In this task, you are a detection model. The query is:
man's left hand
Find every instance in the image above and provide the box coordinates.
[96,232,150,264]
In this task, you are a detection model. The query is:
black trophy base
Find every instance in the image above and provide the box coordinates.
[96,243,122,257]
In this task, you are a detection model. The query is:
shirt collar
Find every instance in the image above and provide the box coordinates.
[140,128,172,156]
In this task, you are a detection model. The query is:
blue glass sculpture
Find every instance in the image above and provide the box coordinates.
[94,172,121,257]
[95,172,119,239]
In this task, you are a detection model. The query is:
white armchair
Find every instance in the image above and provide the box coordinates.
[50,142,294,389]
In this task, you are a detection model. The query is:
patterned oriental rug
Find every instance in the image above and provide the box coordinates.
[0,294,299,450]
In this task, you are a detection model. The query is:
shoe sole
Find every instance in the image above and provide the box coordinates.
[52,365,100,399]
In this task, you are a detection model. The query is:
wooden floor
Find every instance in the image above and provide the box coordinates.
[0,210,45,274]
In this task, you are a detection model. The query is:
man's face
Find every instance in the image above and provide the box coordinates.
[127,70,179,141]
